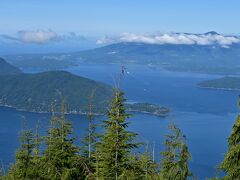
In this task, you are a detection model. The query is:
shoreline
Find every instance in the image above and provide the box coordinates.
[197,85,240,92]
[0,104,169,118]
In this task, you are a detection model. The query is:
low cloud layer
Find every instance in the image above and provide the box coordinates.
[0,30,86,44]
[97,32,240,47]
[19,30,58,43]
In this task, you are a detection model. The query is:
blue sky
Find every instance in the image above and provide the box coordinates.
[1,0,240,35]
[0,0,240,54]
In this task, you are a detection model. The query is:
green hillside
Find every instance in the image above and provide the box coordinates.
[0,71,113,113]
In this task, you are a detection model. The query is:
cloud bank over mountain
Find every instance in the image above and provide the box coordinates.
[97,32,240,47]
[0,30,87,44]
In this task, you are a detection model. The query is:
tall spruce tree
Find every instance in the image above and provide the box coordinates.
[220,114,240,179]
[125,145,159,180]
[30,121,44,179]
[160,124,193,180]
[8,128,36,179]
[81,90,100,179]
[97,89,138,179]
[82,89,99,163]
[42,101,84,179]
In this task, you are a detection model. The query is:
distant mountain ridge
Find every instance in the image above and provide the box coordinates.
[0,58,22,75]
[4,31,240,74]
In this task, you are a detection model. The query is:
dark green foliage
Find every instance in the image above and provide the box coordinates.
[198,77,240,90]
[126,146,159,180]
[96,90,138,179]
[81,111,99,163]
[126,103,169,117]
[82,90,99,162]
[220,115,240,179]
[7,129,36,179]
[0,71,112,113]
[1,90,196,179]
[0,58,22,75]
[81,92,100,179]
[160,124,193,180]
[41,102,84,179]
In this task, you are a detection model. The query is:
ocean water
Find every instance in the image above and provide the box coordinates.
[0,64,239,179]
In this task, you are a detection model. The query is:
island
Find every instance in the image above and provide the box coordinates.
[0,58,170,117]
[125,103,169,117]
[198,77,240,91]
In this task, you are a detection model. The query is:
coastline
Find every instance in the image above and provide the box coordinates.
[0,103,169,118]
[197,85,240,92]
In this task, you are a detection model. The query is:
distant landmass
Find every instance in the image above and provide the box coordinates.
[0,58,22,75]
[0,58,169,116]
[0,70,113,113]
[4,32,240,75]
[126,103,169,117]
[198,77,240,91]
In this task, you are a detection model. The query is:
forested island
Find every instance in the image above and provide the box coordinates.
[0,58,169,116]
[126,103,169,117]
[198,77,240,91]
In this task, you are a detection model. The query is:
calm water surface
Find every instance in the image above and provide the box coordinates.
[0,64,239,179]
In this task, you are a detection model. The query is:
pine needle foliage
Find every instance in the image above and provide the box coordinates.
[160,124,193,180]
[96,89,138,179]
[220,114,240,179]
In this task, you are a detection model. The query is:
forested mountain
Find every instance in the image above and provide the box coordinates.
[0,59,169,115]
[198,77,240,90]
[4,34,240,74]
[0,58,22,75]
[75,42,240,74]
[0,71,112,113]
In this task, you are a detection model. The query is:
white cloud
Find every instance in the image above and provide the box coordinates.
[0,30,87,44]
[97,32,240,47]
[18,30,58,43]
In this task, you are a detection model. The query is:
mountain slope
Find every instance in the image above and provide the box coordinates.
[5,42,240,74]
[0,58,22,75]
[0,71,112,113]
[4,32,240,74]
[198,77,240,90]
[75,42,240,74]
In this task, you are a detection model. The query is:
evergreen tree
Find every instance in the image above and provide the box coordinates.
[82,89,99,163]
[138,145,158,179]
[126,145,158,180]
[160,124,193,180]
[41,101,84,179]
[8,128,36,179]
[220,114,240,179]
[97,89,138,179]
[31,121,44,179]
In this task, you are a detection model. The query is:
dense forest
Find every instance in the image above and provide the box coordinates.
[199,77,240,90]
[0,89,239,180]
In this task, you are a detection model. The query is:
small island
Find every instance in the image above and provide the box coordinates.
[198,77,240,91]
[125,103,170,117]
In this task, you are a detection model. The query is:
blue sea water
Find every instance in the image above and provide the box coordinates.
[0,64,239,179]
